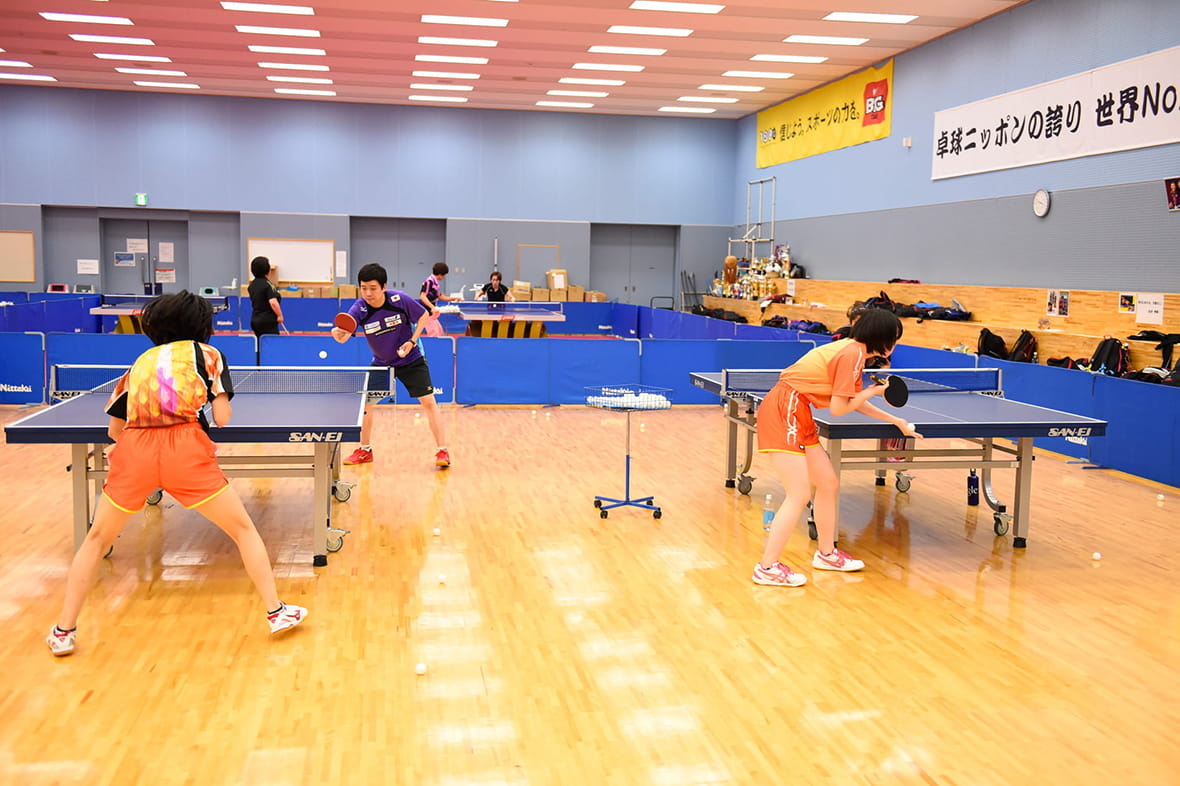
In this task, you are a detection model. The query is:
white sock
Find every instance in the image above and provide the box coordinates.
[360,444,371,451]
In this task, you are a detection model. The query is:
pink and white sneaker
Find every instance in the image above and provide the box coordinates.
[46,625,76,656]
[812,549,865,572]
[752,561,807,587]
[267,603,307,634]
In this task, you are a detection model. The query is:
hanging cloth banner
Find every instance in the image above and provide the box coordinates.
[756,59,893,169]
[932,45,1180,180]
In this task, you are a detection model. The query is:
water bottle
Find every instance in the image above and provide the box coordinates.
[762,494,775,531]
[967,470,980,506]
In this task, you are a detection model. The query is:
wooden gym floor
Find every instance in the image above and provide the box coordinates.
[0,402,1176,785]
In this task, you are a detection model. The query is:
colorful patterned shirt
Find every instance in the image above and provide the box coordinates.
[105,341,234,427]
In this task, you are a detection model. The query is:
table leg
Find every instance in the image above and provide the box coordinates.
[70,443,91,551]
[724,397,739,487]
[312,443,331,566]
[1011,437,1034,548]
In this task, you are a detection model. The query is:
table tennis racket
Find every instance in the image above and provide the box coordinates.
[334,312,358,333]
[871,374,909,407]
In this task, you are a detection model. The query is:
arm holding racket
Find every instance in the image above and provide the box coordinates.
[331,312,358,344]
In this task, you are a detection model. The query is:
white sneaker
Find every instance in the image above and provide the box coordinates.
[267,603,307,634]
[752,561,807,587]
[47,625,76,656]
[812,549,865,572]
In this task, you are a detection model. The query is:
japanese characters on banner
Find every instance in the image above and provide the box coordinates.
[757,60,893,169]
[932,46,1180,180]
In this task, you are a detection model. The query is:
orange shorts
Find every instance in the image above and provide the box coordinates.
[103,422,229,512]
[756,381,820,455]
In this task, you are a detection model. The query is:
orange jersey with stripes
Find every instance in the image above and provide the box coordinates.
[777,338,866,409]
[105,341,233,427]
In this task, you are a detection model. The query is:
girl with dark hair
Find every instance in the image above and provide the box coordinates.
[419,262,462,337]
[751,308,922,587]
[247,255,285,337]
[476,271,514,303]
[46,291,306,656]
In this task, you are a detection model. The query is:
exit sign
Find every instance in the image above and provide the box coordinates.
[134,193,148,206]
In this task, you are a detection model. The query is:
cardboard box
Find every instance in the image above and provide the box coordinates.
[531,287,550,301]
[338,284,358,300]
[240,284,250,297]
[546,269,568,289]
[512,280,532,291]
[567,285,585,302]
[511,287,532,301]
[550,288,568,302]
[585,290,608,302]
[283,289,303,298]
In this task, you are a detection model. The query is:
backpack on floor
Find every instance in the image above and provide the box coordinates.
[1089,337,1130,375]
[977,328,1008,359]
[1007,329,1038,363]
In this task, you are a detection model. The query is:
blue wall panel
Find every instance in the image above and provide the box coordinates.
[1088,375,1180,487]
[0,332,45,403]
[46,333,152,368]
[456,338,551,404]
[639,339,813,403]
[548,339,642,405]
[281,297,340,333]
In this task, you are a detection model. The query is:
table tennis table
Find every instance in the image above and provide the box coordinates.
[90,294,230,333]
[446,301,566,338]
[4,365,368,566]
[690,368,1107,548]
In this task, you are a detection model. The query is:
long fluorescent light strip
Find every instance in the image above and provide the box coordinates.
[0,60,33,68]
[235,25,320,37]
[699,83,762,91]
[751,54,827,64]
[70,34,154,45]
[722,70,793,79]
[415,54,489,64]
[421,15,508,27]
[572,63,644,72]
[0,73,57,81]
[95,53,171,62]
[537,101,593,108]
[249,45,325,55]
[677,96,737,103]
[275,88,335,96]
[267,75,332,83]
[823,12,916,24]
[628,1,724,12]
[134,81,200,89]
[409,95,468,102]
[40,12,132,24]
[559,77,625,86]
[222,2,315,14]
[589,45,665,56]
[659,106,715,113]
[607,25,693,37]
[258,61,329,71]
[409,83,473,91]
[783,34,867,46]
[417,36,498,47]
[413,70,480,79]
[548,90,607,97]
[117,67,187,76]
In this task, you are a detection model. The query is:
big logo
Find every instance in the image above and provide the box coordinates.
[863,78,889,126]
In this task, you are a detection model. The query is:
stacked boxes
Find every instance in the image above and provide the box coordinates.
[532,287,551,301]
[511,280,532,301]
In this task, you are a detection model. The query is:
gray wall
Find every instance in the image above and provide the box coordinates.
[445,219,591,296]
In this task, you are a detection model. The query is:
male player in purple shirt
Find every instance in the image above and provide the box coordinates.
[332,263,451,468]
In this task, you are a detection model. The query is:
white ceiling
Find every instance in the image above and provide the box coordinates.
[0,0,1029,119]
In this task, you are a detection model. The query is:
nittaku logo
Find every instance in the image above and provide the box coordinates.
[288,432,344,442]
[1048,427,1091,437]
[0,383,33,392]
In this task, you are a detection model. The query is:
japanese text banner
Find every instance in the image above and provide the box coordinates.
[932,46,1180,180]
[756,60,893,169]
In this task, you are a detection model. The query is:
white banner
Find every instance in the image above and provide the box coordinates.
[932,46,1180,180]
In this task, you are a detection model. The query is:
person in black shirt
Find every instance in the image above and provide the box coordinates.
[476,271,514,303]
[247,256,285,336]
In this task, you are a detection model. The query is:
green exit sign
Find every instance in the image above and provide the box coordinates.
[134,193,148,206]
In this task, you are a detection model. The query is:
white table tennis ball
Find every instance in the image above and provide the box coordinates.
[415,663,428,676]
[1158,494,1166,501]
[1091,552,1102,561]
[438,574,446,584]
[432,527,441,536]
[318,350,327,359]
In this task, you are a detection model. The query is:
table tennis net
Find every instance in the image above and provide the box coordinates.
[720,367,1002,396]
[52,365,377,398]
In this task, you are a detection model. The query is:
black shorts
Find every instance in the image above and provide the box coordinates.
[368,357,434,401]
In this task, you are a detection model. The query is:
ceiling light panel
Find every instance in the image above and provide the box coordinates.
[751,54,828,64]
[257,61,329,70]
[0,73,57,81]
[572,63,644,72]
[548,90,608,97]
[629,1,723,12]
[40,12,132,24]
[722,70,793,79]
[234,25,321,36]
[116,67,187,76]
[823,12,917,24]
[783,34,868,46]
[537,101,593,108]
[134,81,200,88]
[409,95,468,102]
[248,45,325,55]
[421,15,508,27]
[0,60,33,68]
[607,26,693,37]
[699,83,763,92]
[70,34,154,45]
[588,46,666,56]
[221,2,315,14]
[415,55,489,64]
[417,36,498,47]
[658,106,715,113]
[409,83,474,91]
[559,77,625,86]
[94,53,171,62]
[275,88,335,95]
[412,70,480,79]
[267,75,332,83]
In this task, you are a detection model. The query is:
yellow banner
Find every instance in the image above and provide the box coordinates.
[756,60,893,168]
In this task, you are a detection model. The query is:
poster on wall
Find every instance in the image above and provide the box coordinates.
[77,259,99,275]
[126,238,148,253]
[113,252,135,267]
[155,268,176,283]
[159,242,174,263]
[1046,289,1070,316]
[1135,293,1164,325]
[1119,293,1137,313]
[1165,177,1180,211]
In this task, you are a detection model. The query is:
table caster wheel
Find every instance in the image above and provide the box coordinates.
[326,533,344,552]
[593,499,603,508]
[146,489,163,505]
[737,476,753,495]
[600,510,608,519]
[993,514,1009,536]
[332,484,351,502]
[895,475,911,493]
[653,509,662,519]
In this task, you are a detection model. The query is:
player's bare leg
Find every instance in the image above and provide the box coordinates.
[807,447,864,572]
[759,451,813,568]
[193,487,281,611]
[56,495,137,631]
[417,393,450,467]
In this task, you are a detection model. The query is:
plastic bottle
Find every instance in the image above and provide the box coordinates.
[967,470,980,506]
[762,494,775,531]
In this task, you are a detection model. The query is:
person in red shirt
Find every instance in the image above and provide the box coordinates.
[46,291,306,656]
[752,308,922,587]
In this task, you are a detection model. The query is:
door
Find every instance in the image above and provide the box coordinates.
[627,225,676,308]
[101,218,189,294]
[589,224,633,303]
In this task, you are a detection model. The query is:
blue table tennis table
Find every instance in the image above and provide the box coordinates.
[4,366,367,566]
[690,368,1107,548]
[446,301,566,338]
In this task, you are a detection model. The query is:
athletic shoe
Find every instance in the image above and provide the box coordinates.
[812,549,865,572]
[435,448,451,468]
[268,603,307,634]
[46,625,76,656]
[752,561,807,587]
[344,447,373,465]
